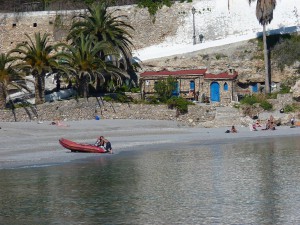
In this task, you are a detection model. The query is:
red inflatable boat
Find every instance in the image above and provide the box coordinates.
[59,138,107,153]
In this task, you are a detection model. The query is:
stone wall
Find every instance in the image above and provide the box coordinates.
[0,0,298,54]
[0,98,216,127]
[0,4,190,53]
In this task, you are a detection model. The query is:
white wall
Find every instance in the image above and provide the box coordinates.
[134,0,300,61]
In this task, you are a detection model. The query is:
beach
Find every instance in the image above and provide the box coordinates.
[0,119,299,169]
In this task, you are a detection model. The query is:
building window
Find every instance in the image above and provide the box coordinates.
[224,82,228,91]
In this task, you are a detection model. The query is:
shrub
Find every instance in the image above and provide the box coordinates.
[240,95,258,105]
[240,94,273,111]
[103,96,113,102]
[267,92,278,99]
[103,94,131,103]
[130,87,140,93]
[145,96,159,104]
[154,76,177,102]
[279,84,291,94]
[284,104,300,113]
[260,101,273,110]
[167,97,190,115]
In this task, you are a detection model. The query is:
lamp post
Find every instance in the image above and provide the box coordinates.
[192,7,196,45]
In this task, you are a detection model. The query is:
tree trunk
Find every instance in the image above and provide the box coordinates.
[34,73,45,105]
[0,83,6,109]
[263,24,270,94]
[79,74,89,99]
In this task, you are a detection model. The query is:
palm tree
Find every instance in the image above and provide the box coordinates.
[0,53,30,109]
[10,32,61,104]
[58,34,128,98]
[67,2,138,84]
[249,0,276,94]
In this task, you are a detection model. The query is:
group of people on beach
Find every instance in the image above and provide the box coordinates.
[251,116,276,131]
[227,115,285,133]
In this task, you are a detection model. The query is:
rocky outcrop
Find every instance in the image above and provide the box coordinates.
[291,80,300,99]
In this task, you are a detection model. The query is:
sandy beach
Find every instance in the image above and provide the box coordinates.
[0,119,299,169]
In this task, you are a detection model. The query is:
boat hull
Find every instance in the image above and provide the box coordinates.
[59,138,107,153]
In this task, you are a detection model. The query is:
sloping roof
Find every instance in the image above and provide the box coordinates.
[204,71,238,80]
[140,69,207,77]
[140,69,238,80]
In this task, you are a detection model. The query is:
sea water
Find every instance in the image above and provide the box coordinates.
[0,136,300,225]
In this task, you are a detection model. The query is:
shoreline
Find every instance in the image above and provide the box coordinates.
[0,119,299,169]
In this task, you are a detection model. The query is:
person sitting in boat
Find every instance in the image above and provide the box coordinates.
[95,136,113,153]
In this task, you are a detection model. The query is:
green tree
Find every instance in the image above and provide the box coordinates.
[67,2,138,84]
[58,34,128,98]
[272,35,300,72]
[249,0,276,94]
[10,33,61,104]
[154,76,177,102]
[0,53,30,109]
[137,0,172,16]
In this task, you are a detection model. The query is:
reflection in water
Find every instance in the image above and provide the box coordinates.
[0,136,300,224]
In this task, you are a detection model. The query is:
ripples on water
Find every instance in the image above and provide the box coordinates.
[0,136,300,224]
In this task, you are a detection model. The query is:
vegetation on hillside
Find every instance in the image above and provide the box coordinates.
[272,34,300,72]
[239,94,273,111]
[250,33,300,89]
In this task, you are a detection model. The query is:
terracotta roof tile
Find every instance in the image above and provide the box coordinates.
[204,71,238,80]
[140,69,207,77]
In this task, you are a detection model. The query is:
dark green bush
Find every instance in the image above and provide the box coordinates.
[103,96,113,102]
[284,104,294,113]
[240,95,258,105]
[103,94,131,103]
[284,104,300,113]
[240,94,273,111]
[137,0,173,16]
[145,96,159,104]
[259,101,273,110]
[279,84,291,94]
[116,93,131,103]
[167,97,190,114]
[154,76,177,102]
[267,92,278,99]
[130,87,140,93]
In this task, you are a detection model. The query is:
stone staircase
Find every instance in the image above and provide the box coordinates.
[197,106,243,128]
[213,106,242,127]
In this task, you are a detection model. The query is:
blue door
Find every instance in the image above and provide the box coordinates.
[252,83,258,93]
[210,82,220,102]
[190,80,195,91]
[172,82,179,96]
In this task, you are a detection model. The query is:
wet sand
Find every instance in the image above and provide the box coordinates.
[0,119,299,169]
